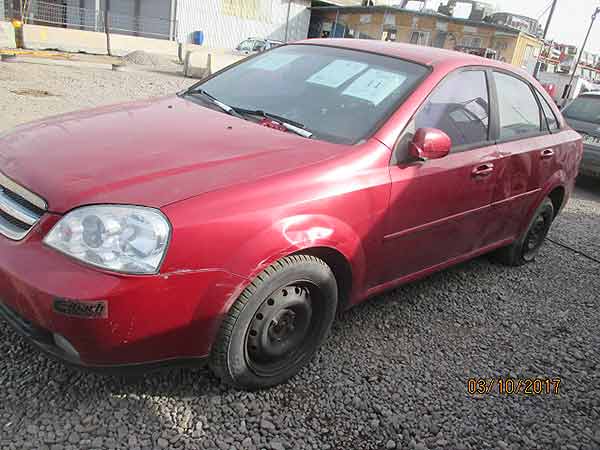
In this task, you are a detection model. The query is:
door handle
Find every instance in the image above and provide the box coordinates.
[472,163,494,178]
[541,149,555,160]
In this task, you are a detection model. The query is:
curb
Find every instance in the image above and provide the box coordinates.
[0,54,117,70]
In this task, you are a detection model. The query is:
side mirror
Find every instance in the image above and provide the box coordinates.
[408,128,451,161]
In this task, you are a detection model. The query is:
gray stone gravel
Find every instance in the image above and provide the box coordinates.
[1,61,599,450]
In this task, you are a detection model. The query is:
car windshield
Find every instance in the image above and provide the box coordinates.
[187,44,429,144]
[563,96,600,124]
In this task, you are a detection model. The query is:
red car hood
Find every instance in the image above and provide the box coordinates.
[0,96,342,213]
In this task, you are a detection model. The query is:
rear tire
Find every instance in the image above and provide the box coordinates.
[209,255,337,390]
[494,197,554,266]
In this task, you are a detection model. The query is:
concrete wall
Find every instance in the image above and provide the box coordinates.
[176,0,311,48]
[0,21,16,49]
[19,21,249,78]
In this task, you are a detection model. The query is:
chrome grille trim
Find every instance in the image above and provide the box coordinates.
[0,190,39,225]
[0,173,47,241]
[0,172,47,210]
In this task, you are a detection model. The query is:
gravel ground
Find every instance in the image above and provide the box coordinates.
[0,60,192,133]
[1,61,599,450]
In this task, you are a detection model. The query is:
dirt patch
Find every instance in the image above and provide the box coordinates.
[10,88,56,97]
[123,50,175,67]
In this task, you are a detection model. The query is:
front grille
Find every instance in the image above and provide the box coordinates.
[0,172,47,241]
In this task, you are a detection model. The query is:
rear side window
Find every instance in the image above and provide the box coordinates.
[413,70,490,149]
[493,72,541,140]
[535,89,559,131]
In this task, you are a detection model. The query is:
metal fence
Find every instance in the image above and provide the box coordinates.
[2,0,177,41]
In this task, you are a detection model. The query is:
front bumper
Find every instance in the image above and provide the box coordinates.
[0,214,246,368]
[580,145,600,178]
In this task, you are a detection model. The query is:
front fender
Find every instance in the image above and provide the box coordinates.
[226,213,366,303]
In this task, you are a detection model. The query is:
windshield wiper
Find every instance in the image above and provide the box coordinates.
[188,89,245,119]
[185,90,313,139]
[234,108,313,139]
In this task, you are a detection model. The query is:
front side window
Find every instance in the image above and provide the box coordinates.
[494,72,541,140]
[394,69,489,163]
[187,45,429,144]
[414,70,489,148]
[562,96,600,124]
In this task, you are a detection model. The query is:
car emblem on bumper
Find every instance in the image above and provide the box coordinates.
[53,299,108,319]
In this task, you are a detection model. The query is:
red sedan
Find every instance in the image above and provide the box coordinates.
[0,40,582,389]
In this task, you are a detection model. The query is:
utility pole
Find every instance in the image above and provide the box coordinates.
[565,7,600,102]
[533,0,559,79]
[104,0,111,56]
[284,0,292,43]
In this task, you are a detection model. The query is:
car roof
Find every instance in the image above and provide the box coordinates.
[295,38,521,72]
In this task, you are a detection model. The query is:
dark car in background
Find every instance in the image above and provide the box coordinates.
[562,92,600,178]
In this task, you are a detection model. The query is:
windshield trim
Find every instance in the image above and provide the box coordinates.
[181,44,433,145]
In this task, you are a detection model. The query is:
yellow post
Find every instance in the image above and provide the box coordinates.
[11,19,24,49]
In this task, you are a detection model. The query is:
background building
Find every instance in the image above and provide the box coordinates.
[5,0,311,48]
[489,12,542,38]
[437,0,495,21]
[309,5,542,72]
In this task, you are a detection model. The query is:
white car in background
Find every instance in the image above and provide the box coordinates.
[234,38,284,55]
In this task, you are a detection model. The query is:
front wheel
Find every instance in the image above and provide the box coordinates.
[209,255,337,390]
[494,197,555,266]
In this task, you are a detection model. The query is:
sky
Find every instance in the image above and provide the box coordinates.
[494,0,600,53]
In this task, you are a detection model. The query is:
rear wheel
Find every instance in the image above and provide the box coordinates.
[494,197,555,266]
[209,255,337,390]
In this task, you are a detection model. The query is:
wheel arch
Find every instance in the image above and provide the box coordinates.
[520,171,568,236]
[290,246,353,312]
[548,185,566,218]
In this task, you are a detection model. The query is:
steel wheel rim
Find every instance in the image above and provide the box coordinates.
[244,281,321,377]
[522,210,552,261]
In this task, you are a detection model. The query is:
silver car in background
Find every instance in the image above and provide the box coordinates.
[563,92,600,178]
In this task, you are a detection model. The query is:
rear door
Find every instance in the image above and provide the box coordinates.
[381,68,500,283]
[486,71,549,241]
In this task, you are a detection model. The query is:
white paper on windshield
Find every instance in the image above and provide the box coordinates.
[306,60,368,88]
[250,53,301,71]
[342,69,407,105]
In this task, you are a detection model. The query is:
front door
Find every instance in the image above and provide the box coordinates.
[380,69,499,284]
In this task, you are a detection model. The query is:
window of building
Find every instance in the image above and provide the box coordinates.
[462,35,482,48]
[493,72,541,140]
[410,31,430,46]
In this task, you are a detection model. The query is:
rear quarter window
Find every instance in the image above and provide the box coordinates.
[535,89,560,131]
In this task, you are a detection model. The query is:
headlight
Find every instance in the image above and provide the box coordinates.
[44,205,171,275]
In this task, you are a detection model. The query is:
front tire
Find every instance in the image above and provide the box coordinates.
[209,255,337,390]
[494,197,555,266]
